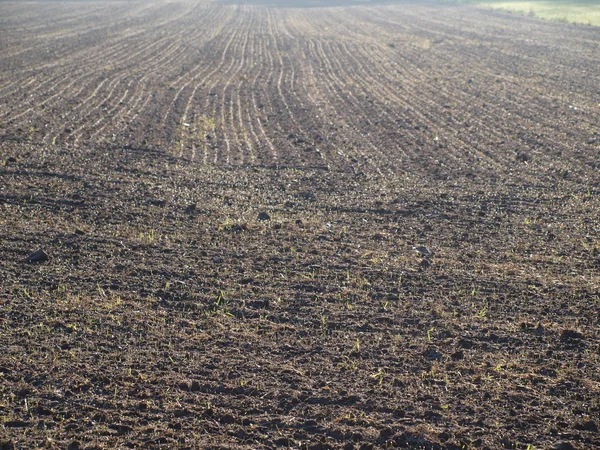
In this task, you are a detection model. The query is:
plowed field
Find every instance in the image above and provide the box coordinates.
[1,1,599,449]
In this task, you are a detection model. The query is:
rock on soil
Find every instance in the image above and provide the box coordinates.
[26,248,49,263]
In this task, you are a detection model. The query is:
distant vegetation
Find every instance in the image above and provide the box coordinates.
[447,0,600,26]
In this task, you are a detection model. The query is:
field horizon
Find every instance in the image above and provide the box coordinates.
[447,0,600,27]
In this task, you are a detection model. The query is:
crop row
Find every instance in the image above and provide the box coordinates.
[1,1,598,182]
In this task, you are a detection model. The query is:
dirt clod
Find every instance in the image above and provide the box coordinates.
[574,420,598,432]
[450,350,464,360]
[553,442,577,450]
[258,211,271,221]
[560,329,584,343]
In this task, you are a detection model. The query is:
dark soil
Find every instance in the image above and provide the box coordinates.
[1,1,599,449]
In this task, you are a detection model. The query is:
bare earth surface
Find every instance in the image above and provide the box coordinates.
[1,1,599,449]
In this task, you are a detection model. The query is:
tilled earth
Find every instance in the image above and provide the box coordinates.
[1,1,600,449]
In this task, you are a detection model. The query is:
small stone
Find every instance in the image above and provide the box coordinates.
[258,211,271,221]
[413,246,433,257]
[190,380,201,392]
[27,248,48,263]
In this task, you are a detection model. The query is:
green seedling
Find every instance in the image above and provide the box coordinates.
[477,306,488,318]
[427,327,435,343]
[370,369,384,385]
